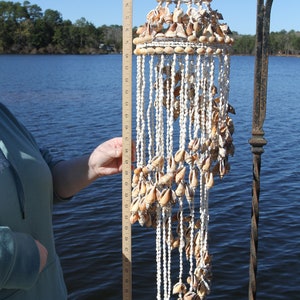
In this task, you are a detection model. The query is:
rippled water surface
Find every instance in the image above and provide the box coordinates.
[0,54,299,299]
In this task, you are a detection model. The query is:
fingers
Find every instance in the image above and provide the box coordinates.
[35,240,48,273]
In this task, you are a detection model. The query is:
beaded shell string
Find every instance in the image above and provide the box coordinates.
[130,1,235,299]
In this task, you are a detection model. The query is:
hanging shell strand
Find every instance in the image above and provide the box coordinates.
[131,1,235,299]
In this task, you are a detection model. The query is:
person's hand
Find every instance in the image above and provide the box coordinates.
[35,240,48,273]
[89,137,123,178]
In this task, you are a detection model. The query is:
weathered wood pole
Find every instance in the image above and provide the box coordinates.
[248,0,273,299]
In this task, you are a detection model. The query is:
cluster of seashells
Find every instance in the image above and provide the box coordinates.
[133,0,234,56]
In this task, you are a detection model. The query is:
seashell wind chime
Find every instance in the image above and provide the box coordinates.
[130,0,235,299]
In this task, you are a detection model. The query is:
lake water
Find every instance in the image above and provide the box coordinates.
[0,54,299,300]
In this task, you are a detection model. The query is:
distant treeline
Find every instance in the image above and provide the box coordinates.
[1,1,300,55]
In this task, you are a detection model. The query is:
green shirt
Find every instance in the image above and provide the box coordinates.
[0,103,67,299]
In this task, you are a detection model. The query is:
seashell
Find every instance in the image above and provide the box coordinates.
[168,156,177,172]
[208,36,216,43]
[165,23,177,38]
[132,173,140,186]
[147,47,156,55]
[131,185,140,198]
[215,48,222,55]
[175,166,186,184]
[185,152,195,165]
[181,13,190,25]
[175,181,186,197]
[133,37,142,45]
[173,7,184,23]
[139,181,147,196]
[133,48,143,55]
[184,46,195,55]
[197,47,206,55]
[174,46,185,54]
[138,197,147,212]
[164,12,174,24]
[174,149,186,163]
[159,188,172,207]
[216,35,225,43]
[130,197,140,213]
[145,185,158,205]
[184,291,200,300]
[172,282,187,295]
[189,169,199,189]
[176,23,187,39]
[205,171,214,189]
[154,32,165,39]
[151,155,164,169]
[155,47,164,55]
[185,185,195,201]
[199,36,208,43]
[171,236,180,249]
[164,46,174,55]
[206,47,214,55]
[134,167,142,175]
[218,147,227,158]
[224,35,232,44]
[197,281,210,298]
[202,156,211,172]
[188,35,198,43]
[159,172,174,186]
[186,22,194,36]
[130,212,139,224]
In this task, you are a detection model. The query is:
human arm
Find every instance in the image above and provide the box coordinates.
[51,137,123,199]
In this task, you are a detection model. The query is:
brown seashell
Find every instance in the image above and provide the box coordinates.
[130,197,140,213]
[164,46,174,55]
[165,23,177,38]
[173,7,184,23]
[138,197,147,212]
[197,47,206,55]
[185,46,195,55]
[174,46,185,54]
[208,36,216,43]
[172,282,187,295]
[174,149,186,163]
[145,185,158,205]
[155,47,164,55]
[147,47,156,55]
[188,35,198,43]
[130,212,139,224]
[206,47,214,55]
[171,237,180,249]
[131,185,140,198]
[139,181,147,196]
[189,169,199,189]
[184,291,200,300]
[216,35,225,43]
[185,185,195,201]
[175,166,186,184]
[159,172,174,186]
[176,23,187,39]
[159,188,172,207]
[175,181,186,197]
[199,36,208,43]
[197,281,209,298]
[205,171,214,189]
[202,156,211,172]
[186,22,194,36]
[151,155,164,169]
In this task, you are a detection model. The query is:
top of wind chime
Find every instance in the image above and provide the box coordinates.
[133,0,234,56]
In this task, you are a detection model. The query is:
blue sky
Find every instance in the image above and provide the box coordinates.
[12,0,300,34]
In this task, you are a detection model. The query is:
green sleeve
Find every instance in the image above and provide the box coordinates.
[0,227,40,290]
